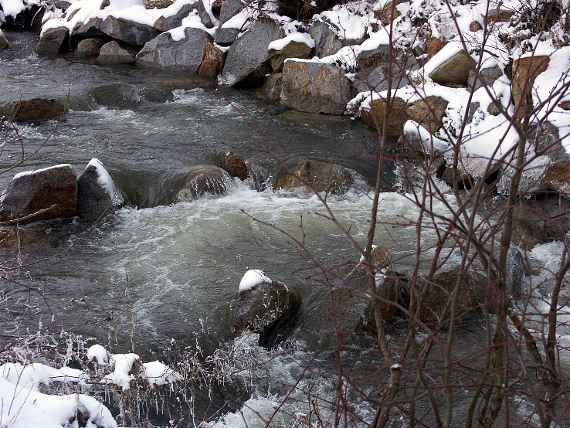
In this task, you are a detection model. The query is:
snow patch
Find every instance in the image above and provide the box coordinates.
[268,32,315,51]
[239,269,272,293]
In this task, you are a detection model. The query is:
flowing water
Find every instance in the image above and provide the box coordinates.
[1,32,562,426]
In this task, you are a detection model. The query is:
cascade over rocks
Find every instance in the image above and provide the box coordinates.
[210,152,249,180]
[0,165,77,224]
[36,26,68,57]
[96,40,135,64]
[232,280,302,348]
[280,59,353,115]
[177,165,233,201]
[1,98,66,123]
[219,16,285,87]
[137,28,212,72]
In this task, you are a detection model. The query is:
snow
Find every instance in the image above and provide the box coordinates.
[239,269,272,293]
[0,362,86,389]
[103,353,139,390]
[169,8,215,40]
[13,164,72,180]
[86,158,124,207]
[0,0,40,18]
[268,32,315,52]
[142,360,181,386]
[423,41,469,78]
[0,378,117,428]
[318,2,372,41]
[87,344,111,365]
[403,120,451,154]
[211,396,278,428]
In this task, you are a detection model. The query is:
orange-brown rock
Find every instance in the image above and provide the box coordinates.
[512,56,550,121]
[374,1,401,26]
[426,36,445,58]
[469,21,483,32]
[360,97,409,136]
[198,42,225,78]
[406,96,448,133]
[544,160,570,196]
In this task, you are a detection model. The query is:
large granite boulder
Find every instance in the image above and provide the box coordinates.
[0,165,77,223]
[280,59,352,115]
[77,159,122,222]
[137,28,212,72]
[96,41,135,64]
[99,16,159,46]
[219,16,285,87]
[36,26,68,56]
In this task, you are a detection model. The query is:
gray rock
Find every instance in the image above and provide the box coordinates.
[0,165,77,223]
[77,159,121,222]
[88,83,141,109]
[220,0,244,23]
[144,0,174,8]
[214,27,240,46]
[428,49,476,87]
[76,38,104,57]
[137,28,212,72]
[0,29,9,49]
[467,64,503,91]
[100,16,159,46]
[72,17,105,39]
[153,1,213,32]
[96,41,135,64]
[256,73,283,102]
[35,26,68,57]
[220,16,285,87]
[280,59,353,115]
[268,39,313,72]
[232,281,302,348]
[309,20,342,57]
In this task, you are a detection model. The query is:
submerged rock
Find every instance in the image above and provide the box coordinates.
[232,277,302,348]
[96,41,135,64]
[0,165,77,224]
[76,38,105,58]
[280,59,353,115]
[36,26,68,57]
[77,159,122,222]
[273,159,355,194]
[137,28,212,72]
[177,165,233,201]
[219,17,285,87]
[88,83,141,108]
[1,98,66,123]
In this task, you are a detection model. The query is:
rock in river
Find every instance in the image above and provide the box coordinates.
[77,159,123,222]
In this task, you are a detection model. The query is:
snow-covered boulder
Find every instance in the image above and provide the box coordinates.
[406,96,448,134]
[198,41,226,78]
[309,20,342,58]
[99,15,159,46]
[219,16,284,87]
[426,43,476,87]
[96,40,135,64]
[153,0,212,32]
[358,96,409,136]
[0,164,78,224]
[267,32,314,72]
[280,59,353,115]
[137,27,211,72]
[467,63,503,91]
[76,37,104,57]
[1,98,65,123]
[77,158,122,222]
[0,29,9,49]
[35,26,67,56]
[233,270,301,348]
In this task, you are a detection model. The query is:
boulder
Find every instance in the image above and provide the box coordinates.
[273,159,354,194]
[543,160,570,196]
[219,0,244,23]
[528,121,568,162]
[144,0,174,8]
[406,96,448,134]
[426,36,445,58]
[99,16,159,46]
[72,17,105,40]
[232,281,302,348]
[0,29,9,49]
[153,2,213,32]
[467,63,503,91]
[177,165,233,201]
[137,28,211,72]
[309,20,342,57]
[1,98,65,123]
[0,165,77,223]
[210,152,249,180]
[77,159,122,222]
[512,56,549,120]
[280,59,353,115]
[219,17,285,87]
[214,27,240,46]
[88,84,141,108]
[35,26,68,57]
[76,38,105,58]
[428,48,476,86]
[96,41,135,64]
[256,73,283,102]
[268,37,313,72]
[278,0,339,20]
[360,96,409,136]
[197,42,226,78]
